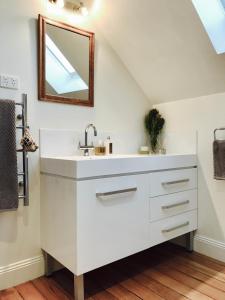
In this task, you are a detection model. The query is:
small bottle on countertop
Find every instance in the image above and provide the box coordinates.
[104,136,113,155]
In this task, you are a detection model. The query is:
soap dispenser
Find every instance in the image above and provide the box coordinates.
[104,136,113,155]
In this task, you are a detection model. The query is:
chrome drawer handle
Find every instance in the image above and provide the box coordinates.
[162,179,190,186]
[96,187,137,197]
[162,221,189,233]
[161,200,190,210]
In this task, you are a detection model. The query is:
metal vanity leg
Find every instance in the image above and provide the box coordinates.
[185,231,194,252]
[43,251,54,277]
[74,274,84,300]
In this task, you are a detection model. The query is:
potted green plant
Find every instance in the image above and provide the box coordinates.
[145,109,165,153]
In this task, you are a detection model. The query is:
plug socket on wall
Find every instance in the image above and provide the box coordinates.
[0,74,19,90]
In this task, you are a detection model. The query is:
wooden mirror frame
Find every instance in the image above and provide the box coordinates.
[38,15,94,107]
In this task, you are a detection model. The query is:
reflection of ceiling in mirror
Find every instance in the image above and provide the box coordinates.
[45,34,88,95]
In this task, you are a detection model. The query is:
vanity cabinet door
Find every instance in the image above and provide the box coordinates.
[75,174,149,274]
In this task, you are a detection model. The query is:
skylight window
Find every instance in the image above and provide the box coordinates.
[192,0,225,54]
[45,34,88,94]
[221,0,225,10]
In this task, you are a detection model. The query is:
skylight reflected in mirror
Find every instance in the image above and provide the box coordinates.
[45,34,88,95]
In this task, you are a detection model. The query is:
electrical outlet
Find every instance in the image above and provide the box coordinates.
[0,74,19,90]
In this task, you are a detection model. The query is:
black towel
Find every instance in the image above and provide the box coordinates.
[213,139,225,180]
[0,100,18,210]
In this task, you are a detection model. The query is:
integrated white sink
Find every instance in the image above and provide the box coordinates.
[41,153,197,179]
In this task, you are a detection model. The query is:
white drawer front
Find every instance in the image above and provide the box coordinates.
[150,210,197,247]
[150,189,197,222]
[149,168,197,197]
[76,174,149,274]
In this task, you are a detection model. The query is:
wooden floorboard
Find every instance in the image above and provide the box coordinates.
[159,255,225,292]
[156,265,225,300]
[143,268,211,300]
[157,245,225,283]
[87,267,140,299]
[1,243,225,299]
[16,282,46,300]
[163,243,225,273]
[0,288,23,300]
[32,277,72,300]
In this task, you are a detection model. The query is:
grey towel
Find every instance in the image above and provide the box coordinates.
[213,139,225,180]
[0,100,18,210]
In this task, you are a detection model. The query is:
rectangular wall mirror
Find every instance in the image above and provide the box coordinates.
[38,15,94,106]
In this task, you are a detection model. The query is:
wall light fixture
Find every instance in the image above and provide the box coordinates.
[48,0,89,17]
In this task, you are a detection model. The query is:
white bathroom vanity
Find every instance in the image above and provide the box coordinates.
[40,153,197,300]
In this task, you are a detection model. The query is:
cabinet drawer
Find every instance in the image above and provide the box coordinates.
[150,210,197,247]
[150,189,197,222]
[149,168,197,197]
[76,174,149,273]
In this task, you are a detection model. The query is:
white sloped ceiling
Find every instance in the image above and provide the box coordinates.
[93,0,225,104]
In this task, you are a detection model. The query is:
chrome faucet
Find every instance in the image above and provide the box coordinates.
[79,124,97,156]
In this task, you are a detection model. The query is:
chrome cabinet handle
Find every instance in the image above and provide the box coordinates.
[161,200,190,210]
[162,179,190,186]
[96,187,137,197]
[162,221,189,233]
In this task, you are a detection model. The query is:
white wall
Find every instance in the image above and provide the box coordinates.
[0,0,150,289]
[155,93,225,261]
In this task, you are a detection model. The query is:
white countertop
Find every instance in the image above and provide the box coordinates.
[40,153,197,180]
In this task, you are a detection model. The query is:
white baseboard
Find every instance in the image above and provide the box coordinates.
[0,255,44,291]
[194,235,225,263]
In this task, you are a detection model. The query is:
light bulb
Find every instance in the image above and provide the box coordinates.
[55,0,64,8]
[48,0,65,8]
[79,6,89,16]
[79,2,89,17]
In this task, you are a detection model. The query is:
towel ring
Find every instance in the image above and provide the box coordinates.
[214,127,225,141]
